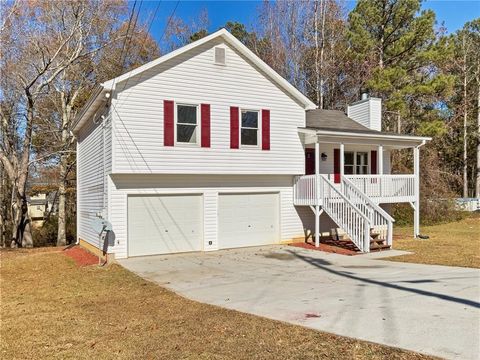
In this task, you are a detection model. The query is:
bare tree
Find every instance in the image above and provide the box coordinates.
[0,0,129,247]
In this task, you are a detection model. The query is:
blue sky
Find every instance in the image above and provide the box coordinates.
[136,0,480,45]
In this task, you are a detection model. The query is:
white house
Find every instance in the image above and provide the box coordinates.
[73,29,430,259]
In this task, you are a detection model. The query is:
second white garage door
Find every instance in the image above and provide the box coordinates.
[128,194,203,257]
[218,193,280,249]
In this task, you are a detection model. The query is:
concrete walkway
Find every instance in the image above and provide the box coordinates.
[119,246,480,359]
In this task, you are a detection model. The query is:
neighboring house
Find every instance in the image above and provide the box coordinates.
[27,191,58,226]
[27,194,48,224]
[73,29,430,259]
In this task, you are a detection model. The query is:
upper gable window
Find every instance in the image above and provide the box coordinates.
[241,110,259,146]
[176,104,198,144]
[214,47,226,65]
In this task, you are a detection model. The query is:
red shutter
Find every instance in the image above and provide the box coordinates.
[230,106,239,149]
[262,109,270,150]
[371,150,377,174]
[201,104,210,148]
[333,148,340,183]
[164,100,174,146]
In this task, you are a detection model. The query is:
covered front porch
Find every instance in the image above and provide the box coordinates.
[294,128,430,252]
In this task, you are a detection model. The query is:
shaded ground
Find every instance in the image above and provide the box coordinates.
[389,215,480,268]
[0,249,432,360]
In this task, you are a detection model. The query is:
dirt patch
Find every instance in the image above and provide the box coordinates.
[63,246,99,266]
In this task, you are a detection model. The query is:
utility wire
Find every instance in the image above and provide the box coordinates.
[115,0,180,110]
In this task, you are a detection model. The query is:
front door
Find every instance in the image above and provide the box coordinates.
[305,149,315,175]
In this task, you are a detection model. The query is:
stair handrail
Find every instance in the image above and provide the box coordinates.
[342,176,394,246]
[319,175,371,252]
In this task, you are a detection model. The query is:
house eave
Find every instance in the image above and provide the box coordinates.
[298,127,431,147]
[72,85,109,134]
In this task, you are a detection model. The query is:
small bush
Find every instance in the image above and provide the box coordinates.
[393,199,469,226]
[33,216,58,247]
[32,215,76,247]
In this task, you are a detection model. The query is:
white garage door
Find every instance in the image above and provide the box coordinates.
[218,193,280,249]
[128,195,203,257]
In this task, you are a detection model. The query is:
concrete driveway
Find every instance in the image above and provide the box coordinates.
[119,246,480,360]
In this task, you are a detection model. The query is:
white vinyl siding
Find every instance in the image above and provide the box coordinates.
[111,38,305,175]
[107,174,306,259]
[305,144,392,176]
[347,98,382,131]
[77,112,112,248]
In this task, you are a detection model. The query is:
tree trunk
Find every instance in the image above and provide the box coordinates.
[476,79,480,198]
[56,153,67,246]
[463,60,469,198]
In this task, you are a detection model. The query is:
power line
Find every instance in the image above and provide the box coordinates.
[110,0,139,92]
[115,0,163,94]
[115,0,180,110]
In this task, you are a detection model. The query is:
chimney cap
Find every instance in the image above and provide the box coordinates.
[361,90,369,100]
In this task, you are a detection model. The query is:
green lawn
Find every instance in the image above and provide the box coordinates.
[0,248,432,360]
[388,215,480,268]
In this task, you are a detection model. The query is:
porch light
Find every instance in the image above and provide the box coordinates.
[321,152,327,161]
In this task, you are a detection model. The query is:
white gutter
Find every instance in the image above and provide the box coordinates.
[298,127,431,143]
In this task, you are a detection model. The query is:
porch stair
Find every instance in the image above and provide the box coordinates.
[294,175,395,253]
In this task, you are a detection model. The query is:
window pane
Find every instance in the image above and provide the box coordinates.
[241,128,257,145]
[177,105,197,124]
[344,152,354,166]
[241,111,258,128]
[356,165,369,175]
[344,165,354,175]
[356,152,368,166]
[177,124,197,143]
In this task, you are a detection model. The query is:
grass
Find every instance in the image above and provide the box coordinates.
[0,248,433,360]
[388,215,480,268]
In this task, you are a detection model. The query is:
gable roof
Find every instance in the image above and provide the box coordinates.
[73,28,316,133]
[102,28,316,110]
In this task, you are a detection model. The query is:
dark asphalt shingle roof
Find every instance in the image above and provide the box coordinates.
[305,109,382,134]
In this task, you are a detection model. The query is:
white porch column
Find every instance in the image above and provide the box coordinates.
[413,146,420,238]
[340,143,345,179]
[378,144,384,197]
[378,145,384,175]
[315,142,320,247]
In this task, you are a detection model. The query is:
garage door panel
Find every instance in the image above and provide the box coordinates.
[218,193,279,249]
[128,195,203,257]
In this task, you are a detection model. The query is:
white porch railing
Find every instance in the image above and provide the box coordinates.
[345,174,415,203]
[342,177,394,246]
[319,175,371,252]
[293,175,319,206]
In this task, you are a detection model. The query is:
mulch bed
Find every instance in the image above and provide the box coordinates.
[289,238,360,256]
[63,246,99,267]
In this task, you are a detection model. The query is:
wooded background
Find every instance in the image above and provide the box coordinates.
[0,0,478,248]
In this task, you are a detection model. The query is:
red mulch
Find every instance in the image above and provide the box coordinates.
[289,238,360,256]
[63,246,99,267]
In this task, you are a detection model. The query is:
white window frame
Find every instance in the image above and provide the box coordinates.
[175,103,200,146]
[344,150,369,175]
[240,109,260,148]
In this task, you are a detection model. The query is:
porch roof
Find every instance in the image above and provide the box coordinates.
[299,127,430,148]
[301,110,431,148]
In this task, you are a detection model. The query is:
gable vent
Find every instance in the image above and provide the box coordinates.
[214,47,226,65]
